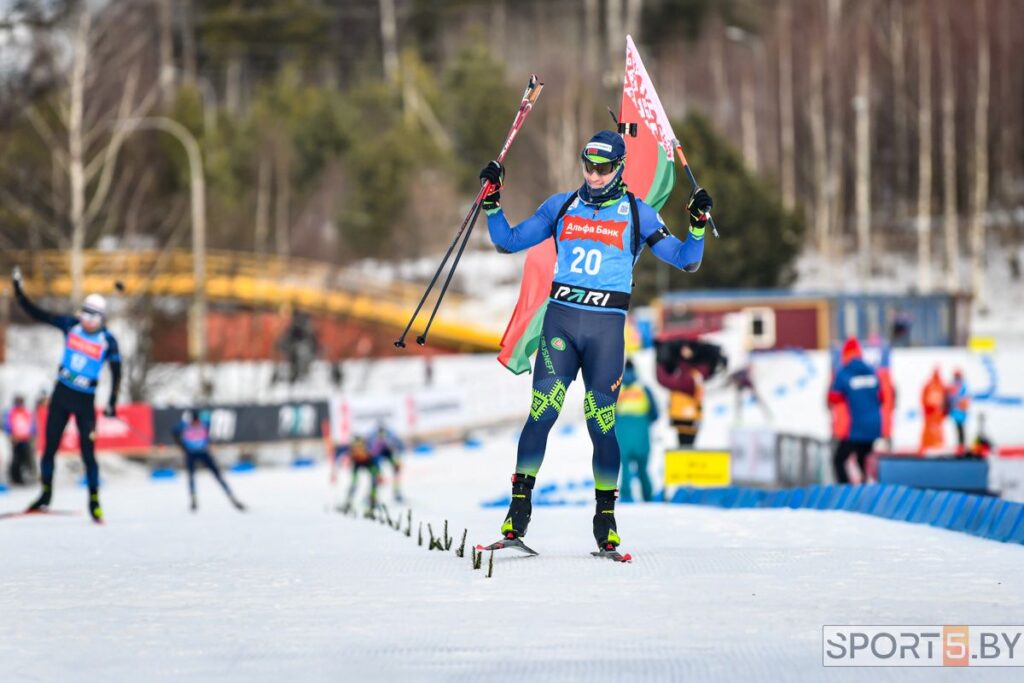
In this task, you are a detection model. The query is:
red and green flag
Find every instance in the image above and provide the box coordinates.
[497,35,678,374]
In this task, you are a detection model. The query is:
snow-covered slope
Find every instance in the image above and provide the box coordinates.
[1,426,1022,681]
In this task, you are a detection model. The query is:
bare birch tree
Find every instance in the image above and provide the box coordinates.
[915,0,933,292]
[968,0,991,303]
[939,6,959,291]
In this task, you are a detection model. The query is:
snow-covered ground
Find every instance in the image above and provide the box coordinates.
[2,426,1022,682]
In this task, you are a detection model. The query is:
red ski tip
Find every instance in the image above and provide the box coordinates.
[622,553,632,562]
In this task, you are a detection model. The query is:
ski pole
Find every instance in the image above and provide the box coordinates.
[415,195,482,345]
[394,74,544,348]
[673,140,720,239]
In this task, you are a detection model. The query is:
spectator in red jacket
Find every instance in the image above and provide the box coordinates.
[4,396,37,485]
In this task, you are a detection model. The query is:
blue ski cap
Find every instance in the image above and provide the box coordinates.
[581,130,626,164]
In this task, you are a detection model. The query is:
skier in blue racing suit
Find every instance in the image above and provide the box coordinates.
[480,130,712,552]
[11,267,121,522]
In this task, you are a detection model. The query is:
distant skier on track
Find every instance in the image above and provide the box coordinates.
[172,410,246,512]
[368,424,405,503]
[10,266,121,523]
[335,435,380,516]
[476,130,712,561]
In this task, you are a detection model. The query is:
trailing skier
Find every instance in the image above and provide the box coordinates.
[172,410,246,512]
[368,424,405,503]
[11,267,121,523]
[479,130,712,558]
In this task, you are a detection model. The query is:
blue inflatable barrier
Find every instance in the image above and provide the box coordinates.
[413,443,435,456]
[464,438,483,449]
[291,458,315,468]
[665,482,1024,546]
[537,483,558,496]
[150,468,177,480]
[0,482,8,494]
[229,461,256,473]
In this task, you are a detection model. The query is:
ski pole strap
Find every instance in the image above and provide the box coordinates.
[550,282,630,310]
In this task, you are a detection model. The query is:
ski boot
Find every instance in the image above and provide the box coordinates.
[190,494,198,512]
[592,489,632,561]
[475,474,539,555]
[88,490,104,524]
[501,473,536,540]
[26,484,52,512]
[592,489,621,551]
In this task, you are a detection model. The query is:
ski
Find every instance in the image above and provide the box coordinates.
[0,509,80,521]
[591,548,633,563]
[475,538,539,556]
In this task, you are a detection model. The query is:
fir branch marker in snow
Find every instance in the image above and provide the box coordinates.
[456,529,467,558]
[487,550,494,578]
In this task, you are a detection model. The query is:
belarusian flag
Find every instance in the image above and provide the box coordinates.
[497,35,677,374]
[620,34,678,211]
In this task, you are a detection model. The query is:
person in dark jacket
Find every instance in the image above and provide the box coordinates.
[828,338,882,484]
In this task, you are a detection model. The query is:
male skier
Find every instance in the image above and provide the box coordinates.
[368,424,405,503]
[172,410,246,512]
[478,130,712,558]
[11,267,120,522]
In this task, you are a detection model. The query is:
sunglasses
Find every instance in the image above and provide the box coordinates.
[582,158,621,175]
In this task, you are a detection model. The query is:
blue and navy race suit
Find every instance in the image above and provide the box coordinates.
[14,282,121,492]
[368,428,404,470]
[487,190,704,490]
[172,416,235,500]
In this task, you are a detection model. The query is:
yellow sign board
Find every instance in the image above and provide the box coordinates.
[968,336,996,353]
[664,450,732,488]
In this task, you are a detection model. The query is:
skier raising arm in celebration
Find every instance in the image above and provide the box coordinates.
[479,130,712,558]
[10,266,121,523]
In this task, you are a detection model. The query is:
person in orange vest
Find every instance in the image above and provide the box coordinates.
[616,360,659,502]
[920,367,947,453]
[4,395,37,485]
[946,369,970,454]
[655,339,719,446]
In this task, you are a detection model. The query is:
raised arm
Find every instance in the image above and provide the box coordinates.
[638,188,713,273]
[486,191,569,254]
[12,268,75,331]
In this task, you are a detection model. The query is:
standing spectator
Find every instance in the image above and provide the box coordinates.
[616,360,659,502]
[4,396,37,485]
[947,369,970,454]
[828,338,882,484]
[655,338,722,447]
[920,367,947,453]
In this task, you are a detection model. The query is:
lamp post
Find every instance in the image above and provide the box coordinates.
[116,117,207,383]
